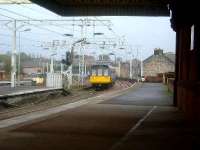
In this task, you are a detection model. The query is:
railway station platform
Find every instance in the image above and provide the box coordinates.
[0,85,45,95]
[0,83,199,150]
[0,85,62,106]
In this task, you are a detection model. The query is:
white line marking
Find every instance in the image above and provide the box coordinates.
[0,95,100,129]
[110,106,157,150]
[0,83,137,129]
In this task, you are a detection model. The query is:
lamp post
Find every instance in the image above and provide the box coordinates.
[127,51,133,79]
[8,20,27,87]
[50,53,57,73]
[61,55,65,74]
[48,33,73,74]
[134,44,142,82]
[11,20,17,88]
[126,44,135,80]
[18,28,31,86]
[118,47,126,78]
[62,33,73,75]
[68,38,86,88]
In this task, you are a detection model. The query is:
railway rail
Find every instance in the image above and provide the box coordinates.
[0,80,134,121]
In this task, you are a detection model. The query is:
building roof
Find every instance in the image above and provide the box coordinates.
[143,51,175,64]
[164,52,175,63]
[21,59,48,68]
[29,0,170,16]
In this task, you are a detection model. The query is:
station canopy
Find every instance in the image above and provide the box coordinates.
[0,0,170,16]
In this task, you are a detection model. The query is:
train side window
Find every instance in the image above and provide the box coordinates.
[98,68,103,76]
[104,69,108,76]
[92,69,96,75]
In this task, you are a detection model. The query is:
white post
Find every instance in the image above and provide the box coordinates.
[78,53,81,86]
[18,31,21,86]
[141,59,143,77]
[140,48,143,80]
[136,48,139,82]
[81,54,84,86]
[130,59,132,79]
[68,65,72,89]
[81,20,84,86]
[118,61,121,78]
[68,45,74,89]
[11,20,17,88]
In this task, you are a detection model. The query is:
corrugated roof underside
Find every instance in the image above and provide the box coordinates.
[30,0,170,16]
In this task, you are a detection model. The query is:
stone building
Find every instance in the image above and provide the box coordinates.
[21,58,48,76]
[143,49,175,77]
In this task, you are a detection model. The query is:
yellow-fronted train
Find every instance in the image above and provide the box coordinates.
[89,64,116,89]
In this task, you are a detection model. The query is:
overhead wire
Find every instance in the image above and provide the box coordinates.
[0,5,124,55]
[93,16,124,51]
[0,33,45,43]
[0,11,14,20]
[0,5,80,32]
[13,4,77,32]
[0,7,71,36]
[0,33,46,50]
[94,17,121,38]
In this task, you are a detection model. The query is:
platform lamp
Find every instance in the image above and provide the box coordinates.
[93,32,104,36]
[63,33,73,37]
[18,28,31,86]
[62,33,74,65]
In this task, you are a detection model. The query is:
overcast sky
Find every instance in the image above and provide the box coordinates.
[0,4,176,60]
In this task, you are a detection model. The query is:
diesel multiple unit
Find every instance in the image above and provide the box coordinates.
[89,64,116,88]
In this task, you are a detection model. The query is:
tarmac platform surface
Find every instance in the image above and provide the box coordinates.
[0,83,199,150]
[0,85,45,96]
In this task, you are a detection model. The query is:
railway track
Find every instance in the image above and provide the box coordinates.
[0,80,134,121]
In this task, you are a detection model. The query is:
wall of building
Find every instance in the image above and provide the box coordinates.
[143,55,175,77]
[23,67,43,75]
[0,71,6,80]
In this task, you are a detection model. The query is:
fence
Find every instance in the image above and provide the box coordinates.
[46,73,63,88]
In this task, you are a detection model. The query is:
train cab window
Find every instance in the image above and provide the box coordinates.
[98,68,103,76]
[92,69,96,76]
[104,69,108,76]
